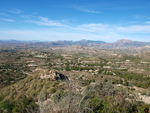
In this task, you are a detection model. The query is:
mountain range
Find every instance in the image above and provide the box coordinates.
[0,39,150,49]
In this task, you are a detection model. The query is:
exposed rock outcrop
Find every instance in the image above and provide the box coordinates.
[40,70,68,81]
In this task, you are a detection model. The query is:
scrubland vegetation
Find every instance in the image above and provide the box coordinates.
[0,42,150,112]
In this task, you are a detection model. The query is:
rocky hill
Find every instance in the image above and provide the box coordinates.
[99,39,150,49]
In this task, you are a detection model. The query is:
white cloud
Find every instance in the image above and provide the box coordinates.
[145,21,150,24]
[8,9,22,14]
[80,8,100,13]
[128,21,137,23]
[75,7,100,13]
[0,18,15,22]
[23,14,150,35]
[27,16,66,27]
[75,23,112,33]
[134,15,150,19]
[0,29,122,42]
[116,25,150,33]
[61,19,70,23]
[0,13,10,16]
[22,13,150,35]
[1,22,150,42]
[21,15,35,18]
[1,10,150,42]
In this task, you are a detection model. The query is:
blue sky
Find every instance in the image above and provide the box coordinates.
[0,0,150,42]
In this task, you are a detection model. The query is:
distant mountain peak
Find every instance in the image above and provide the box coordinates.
[114,39,132,44]
[79,39,87,42]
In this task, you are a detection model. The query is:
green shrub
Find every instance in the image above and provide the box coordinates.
[104,78,108,82]
[0,95,4,101]
[130,87,135,91]
[13,95,39,113]
[141,92,147,95]
[124,79,129,86]
[52,90,67,103]
[25,76,33,83]
[47,87,56,94]
[119,78,123,84]
[112,79,118,84]
[0,99,15,113]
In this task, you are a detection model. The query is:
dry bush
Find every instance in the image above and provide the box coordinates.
[38,81,117,113]
[37,80,150,113]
